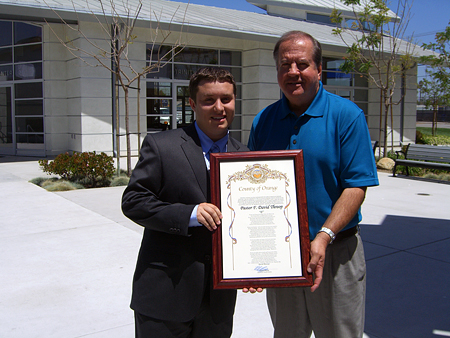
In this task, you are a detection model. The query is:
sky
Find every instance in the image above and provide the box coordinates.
[389,0,449,45]
[170,0,448,46]
[169,0,448,80]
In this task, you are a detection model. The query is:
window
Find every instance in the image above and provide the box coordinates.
[0,65,13,81]
[145,45,243,141]
[307,13,333,25]
[0,20,43,83]
[146,82,172,130]
[0,21,12,47]
[0,20,44,154]
[344,19,376,32]
[322,58,369,116]
[0,47,12,64]
[322,59,352,86]
[15,82,42,98]
[146,46,242,82]
[0,21,43,83]
[14,22,42,45]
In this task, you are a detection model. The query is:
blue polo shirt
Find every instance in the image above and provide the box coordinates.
[248,83,379,238]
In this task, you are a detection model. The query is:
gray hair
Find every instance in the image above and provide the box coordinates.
[273,31,322,69]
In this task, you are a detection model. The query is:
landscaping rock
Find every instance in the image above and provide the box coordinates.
[377,157,395,170]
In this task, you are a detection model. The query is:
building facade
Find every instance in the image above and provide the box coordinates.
[0,0,425,158]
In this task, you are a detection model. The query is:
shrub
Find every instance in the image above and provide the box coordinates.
[118,169,128,176]
[74,176,111,189]
[423,173,450,182]
[29,177,52,186]
[437,173,450,182]
[386,150,397,161]
[416,127,450,145]
[422,135,450,146]
[110,176,130,187]
[39,152,115,188]
[41,179,61,188]
[416,130,426,144]
[423,173,439,180]
[43,181,77,191]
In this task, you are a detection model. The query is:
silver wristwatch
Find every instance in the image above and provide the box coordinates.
[318,227,336,244]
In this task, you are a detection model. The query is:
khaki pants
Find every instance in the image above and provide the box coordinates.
[267,233,366,338]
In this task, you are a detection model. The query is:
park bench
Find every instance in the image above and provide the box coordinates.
[371,140,378,155]
[393,143,450,176]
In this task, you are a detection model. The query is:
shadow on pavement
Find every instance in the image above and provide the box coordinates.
[361,215,450,338]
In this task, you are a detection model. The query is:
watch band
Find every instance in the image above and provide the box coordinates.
[318,227,336,244]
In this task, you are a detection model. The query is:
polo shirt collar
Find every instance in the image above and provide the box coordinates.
[279,82,325,119]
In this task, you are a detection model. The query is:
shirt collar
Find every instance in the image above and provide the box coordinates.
[280,82,325,120]
[194,122,228,153]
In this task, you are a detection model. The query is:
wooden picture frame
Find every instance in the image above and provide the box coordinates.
[210,150,312,289]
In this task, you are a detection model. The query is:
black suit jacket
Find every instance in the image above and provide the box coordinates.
[122,124,248,323]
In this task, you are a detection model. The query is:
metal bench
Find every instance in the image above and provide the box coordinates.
[393,143,450,176]
[371,140,378,155]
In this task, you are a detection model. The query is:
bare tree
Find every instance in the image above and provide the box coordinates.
[331,0,416,156]
[45,0,187,175]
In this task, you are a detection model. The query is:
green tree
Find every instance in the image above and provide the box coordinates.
[419,22,450,136]
[331,0,416,156]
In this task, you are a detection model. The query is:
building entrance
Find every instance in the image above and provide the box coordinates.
[176,85,193,128]
[0,86,14,155]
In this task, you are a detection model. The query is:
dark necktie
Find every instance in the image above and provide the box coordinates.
[210,143,220,154]
[207,143,220,161]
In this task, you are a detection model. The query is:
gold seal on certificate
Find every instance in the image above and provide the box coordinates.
[210,150,312,289]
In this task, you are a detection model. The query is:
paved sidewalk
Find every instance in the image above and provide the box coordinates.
[416,121,450,129]
[1,157,449,338]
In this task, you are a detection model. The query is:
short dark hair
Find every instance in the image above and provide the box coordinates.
[273,31,322,69]
[189,67,236,102]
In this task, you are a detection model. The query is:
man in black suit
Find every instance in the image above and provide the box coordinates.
[122,67,248,338]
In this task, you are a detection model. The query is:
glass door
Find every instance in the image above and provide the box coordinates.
[0,86,14,155]
[176,85,194,128]
[146,83,194,132]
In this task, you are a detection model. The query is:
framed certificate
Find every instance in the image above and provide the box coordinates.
[210,150,312,289]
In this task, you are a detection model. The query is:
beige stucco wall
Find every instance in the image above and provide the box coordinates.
[242,43,278,143]
[42,19,419,158]
[43,23,70,156]
[44,21,114,156]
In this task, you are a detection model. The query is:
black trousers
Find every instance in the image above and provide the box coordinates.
[134,298,233,338]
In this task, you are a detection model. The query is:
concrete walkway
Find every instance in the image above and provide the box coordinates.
[416,121,450,129]
[1,157,449,338]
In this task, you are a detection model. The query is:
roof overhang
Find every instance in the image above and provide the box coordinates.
[0,0,433,58]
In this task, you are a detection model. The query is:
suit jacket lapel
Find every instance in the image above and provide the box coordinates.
[180,124,209,199]
[227,137,242,152]
[180,125,246,199]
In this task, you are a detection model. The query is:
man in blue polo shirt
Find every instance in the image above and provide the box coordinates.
[248,31,379,338]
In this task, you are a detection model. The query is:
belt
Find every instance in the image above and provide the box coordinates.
[334,225,359,243]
